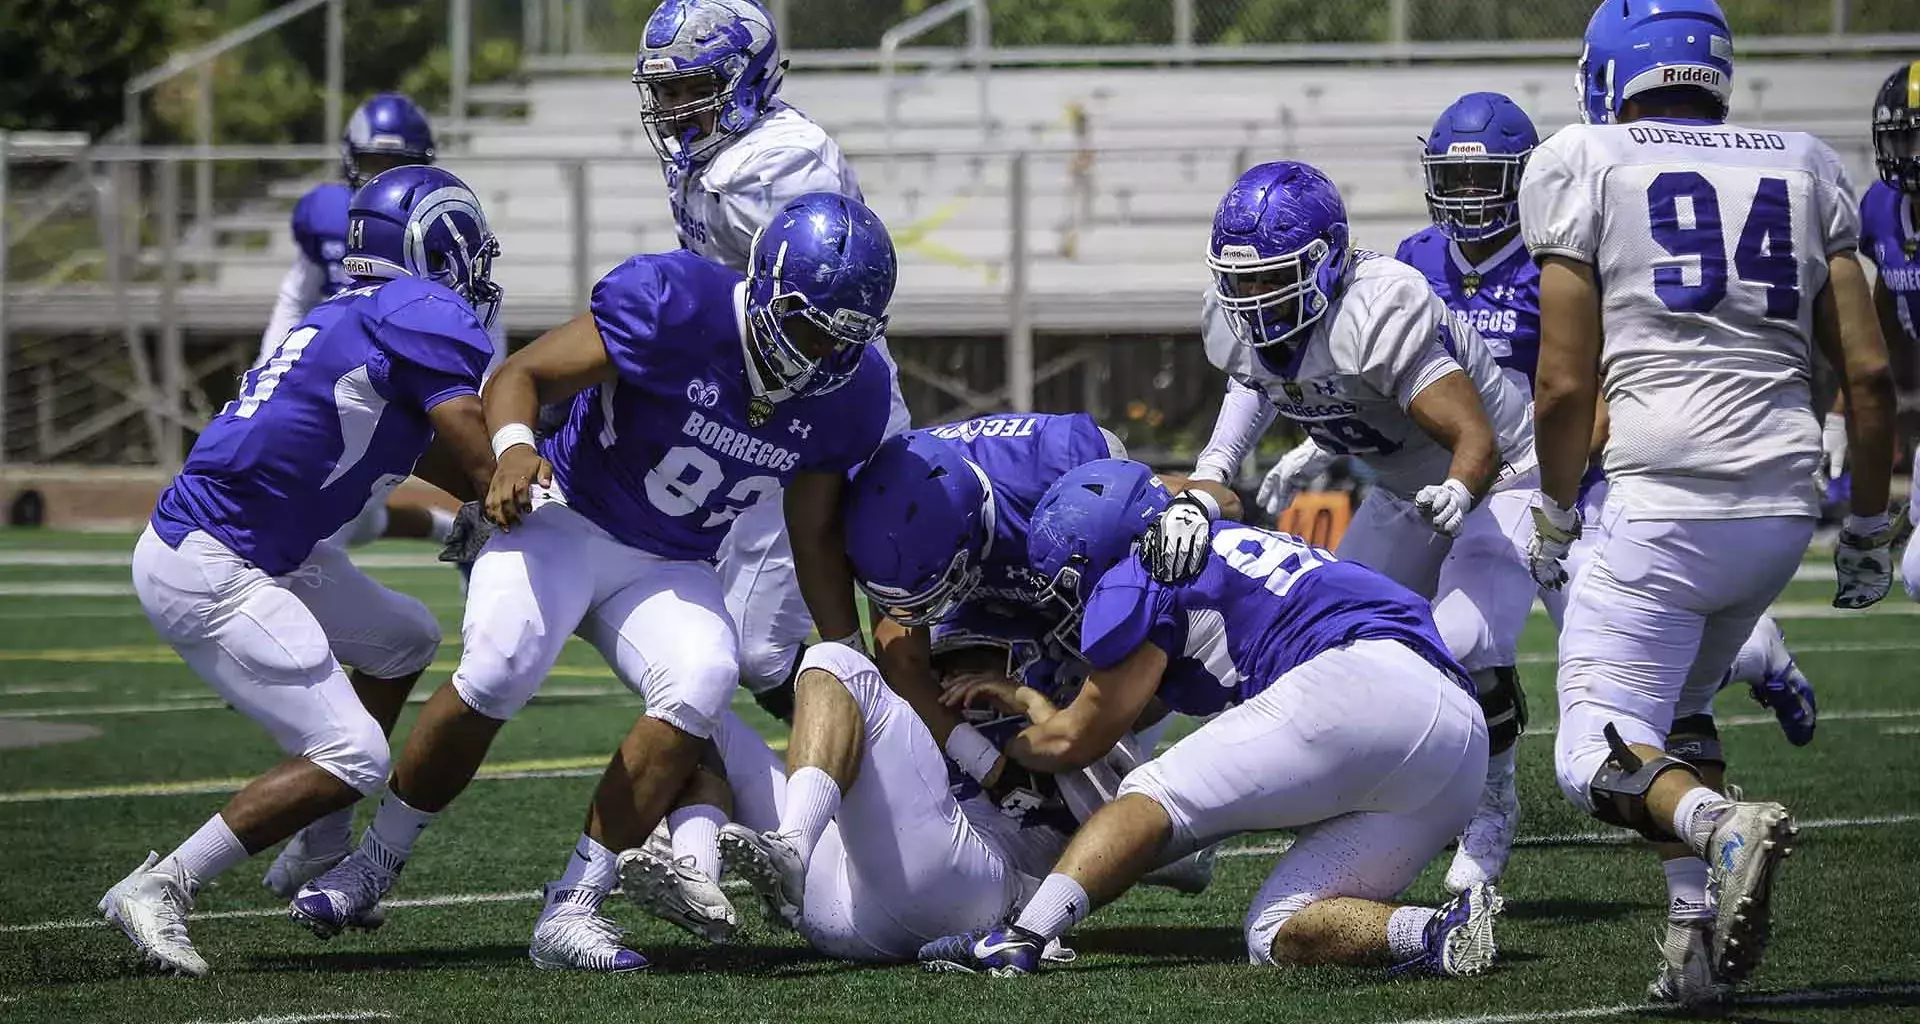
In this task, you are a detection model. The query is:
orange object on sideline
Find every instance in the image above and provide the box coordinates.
[1275,492,1353,549]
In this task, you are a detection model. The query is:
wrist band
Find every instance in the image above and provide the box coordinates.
[1181,488,1222,521]
[944,722,1001,784]
[490,423,538,459]
[1846,512,1891,537]
[823,631,868,656]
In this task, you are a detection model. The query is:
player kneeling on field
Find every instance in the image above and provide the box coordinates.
[918,459,1501,977]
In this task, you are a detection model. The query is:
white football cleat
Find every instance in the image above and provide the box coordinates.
[1142,843,1217,896]
[1446,747,1519,894]
[718,824,805,931]
[618,845,737,943]
[1706,801,1796,984]
[99,852,209,978]
[1647,918,1725,1007]
[263,828,350,899]
[528,885,649,973]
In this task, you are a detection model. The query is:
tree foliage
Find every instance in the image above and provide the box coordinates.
[0,0,175,136]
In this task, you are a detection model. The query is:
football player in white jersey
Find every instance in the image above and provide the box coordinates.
[613,0,916,934]
[1522,0,1899,1006]
[1140,160,1539,895]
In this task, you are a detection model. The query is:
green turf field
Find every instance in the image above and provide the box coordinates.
[1,531,1916,1024]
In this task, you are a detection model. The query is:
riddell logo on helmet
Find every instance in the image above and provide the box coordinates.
[1218,245,1260,261]
[1661,67,1722,86]
[642,57,677,74]
[1446,142,1488,156]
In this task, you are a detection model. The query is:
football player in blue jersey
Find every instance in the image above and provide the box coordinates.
[100,167,502,977]
[1864,61,1920,598]
[292,193,899,973]
[916,460,1503,978]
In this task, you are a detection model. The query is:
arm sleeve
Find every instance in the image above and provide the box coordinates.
[1192,378,1279,484]
[1519,137,1599,263]
[1352,278,1463,410]
[589,256,674,386]
[256,257,324,369]
[1079,560,1183,671]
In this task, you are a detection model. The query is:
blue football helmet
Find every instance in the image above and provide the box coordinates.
[633,0,785,169]
[341,93,436,189]
[1422,92,1539,243]
[845,432,997,626]
[1208,161,1351,351]
[1577,0,1733,126]
[343,166,502,329]
[745,192,895,401]
[1027,459,1172,654]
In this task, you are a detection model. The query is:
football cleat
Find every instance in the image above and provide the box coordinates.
[529,885,649,973]
[618,845,737,944]
[918,926,1045,977]
[1446,748,1519,894]
[1748,624,1816,746]
[263,827,350,898]
[1707,801,1796,984]
[99,852,209,978]
[1647,918,1726,1007]
[1141,842,1217,896]
[717,824,805,931]
[288,846,396,939]
[1393,883,1504,978]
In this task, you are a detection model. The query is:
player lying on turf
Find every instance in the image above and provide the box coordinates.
[289,194,898,973]
[102,167,502,977]
[619,420,1216,941]
[919,459,1502,978]
[1140,159,1537,896]
[1522,0,1899,1006]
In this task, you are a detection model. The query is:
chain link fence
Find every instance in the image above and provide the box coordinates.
[560,0,1891,55]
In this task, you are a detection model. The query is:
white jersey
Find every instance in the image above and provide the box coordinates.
[663,102,864,272]
[1520,120,1860,520]
[1199,252,1536,500]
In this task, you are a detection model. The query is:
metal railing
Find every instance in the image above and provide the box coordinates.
[880,0,991,150]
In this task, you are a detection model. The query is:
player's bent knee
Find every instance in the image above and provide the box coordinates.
[1245,893,1322,966]
[356,592,441,679]
[1115,767,1192,848]
[740,634,802,693]
[306,716,391,795]
[798,642,884,705]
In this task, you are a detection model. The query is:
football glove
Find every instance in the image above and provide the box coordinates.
[1415,478,1475,537]
[1141,491,1216,584]
[1527,497,1581,590]
[1257,438,1336,517]
[1833,510,1910,610]
[1818,412,1848,485]
[437,501,494,568]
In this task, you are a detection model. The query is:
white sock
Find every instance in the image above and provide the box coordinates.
[1671,786,1731,857]
[427,506,457,545]
[1387,905,1437,960]
[776,766,841,865]
[161,814,249,886]
[1662,857,1712,921]
[297,807,354,853]
[1012,874,1091,942]
[556,833,620,896]
[668,804,725,881]
[363,791,436,874]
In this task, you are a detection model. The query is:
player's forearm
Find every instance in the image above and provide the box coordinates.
[786,483,861,642]
[1820,253,1895,518]
[1408,373,1499,500]
[1008,706,1113,774]
[871,617,962,746]
[1533,257,1605,508]
[1441,420,1498,500]
[420,396,496,502]
[1158,474,1243,522]
[481,364,542,437]
[1191,381,1278,484]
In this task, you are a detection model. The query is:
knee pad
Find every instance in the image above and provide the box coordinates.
[1665,714,1724,770]
[1587,723,1697,839]
[306,714,391,795]
[1473,666,1528,755]
[751,645,803,724]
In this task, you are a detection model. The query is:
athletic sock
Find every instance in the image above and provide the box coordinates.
[776,766,841,865]
[1387,906,1437,961]
[1012,873,1092,942]
[1671,786,1731,858]
[427,506,457,545]
[1662,857,1713,921]
[160,814,250,887]
[363,790,436,875]
[556,833,620,897]
[668,804,726,880]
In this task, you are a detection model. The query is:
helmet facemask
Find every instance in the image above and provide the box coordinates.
[635,60,736,168]
[1875,107,1920,194]
[1209,237,1338,350]
[1422,145,1529,242]
[745,282,886,402]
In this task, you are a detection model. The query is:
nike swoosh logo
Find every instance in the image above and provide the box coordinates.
[972,936,1028,959]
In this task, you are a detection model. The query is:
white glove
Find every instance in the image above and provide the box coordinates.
[1141,491,1218,584]
[1833,510,1909,609]
[1414,478,1475,537]
[1527,497,1582,590]
[1819,412,1848,484]
[1257,438,1336,517]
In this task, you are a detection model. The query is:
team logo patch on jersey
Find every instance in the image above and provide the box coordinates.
[747,396,774,428]
[1905,235,1919,261]
[1461,270,1482,298]
[686,379,721,409]
[1283,381,1305,402]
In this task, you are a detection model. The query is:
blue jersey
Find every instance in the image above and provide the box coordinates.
[545,250,890,561]
[1396,227,1540,389]
[1863,181,1920,342]
[292,183,353,300]
[1080,524,1466,717]
[153,277,492,576]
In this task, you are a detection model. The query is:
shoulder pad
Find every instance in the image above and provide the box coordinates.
[368,278,492,384]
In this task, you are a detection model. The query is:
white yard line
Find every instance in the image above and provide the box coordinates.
[0,582,134,597]
[0,550,443,570]
[1397,983,1920,1024]
[0,683,628,720]
[184,1014,396,1024]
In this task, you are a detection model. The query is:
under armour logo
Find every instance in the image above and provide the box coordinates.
[789,419,812,439]
[686,379,720,408]
[1312,379,1340,397]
